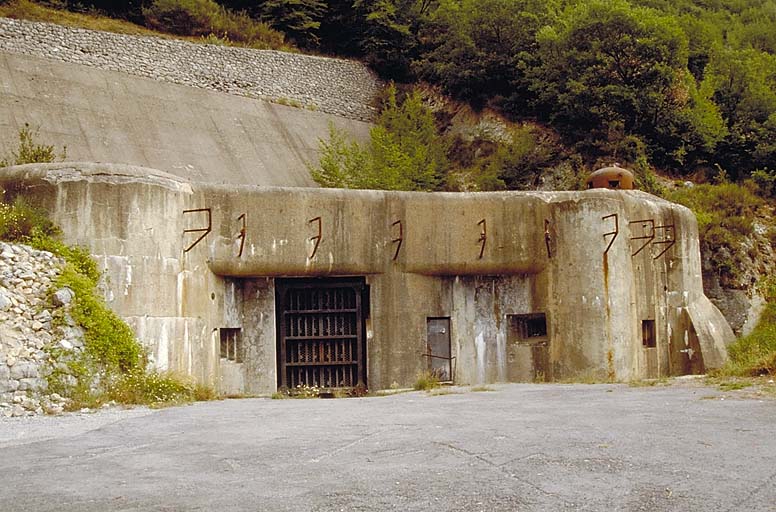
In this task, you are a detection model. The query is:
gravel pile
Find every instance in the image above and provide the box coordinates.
[0,17,382,121]
[0,242,84,417]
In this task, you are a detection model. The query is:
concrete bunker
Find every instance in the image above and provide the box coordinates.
[0,163,735,394]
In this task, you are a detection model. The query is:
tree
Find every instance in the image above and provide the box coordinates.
[702,49,776,177]
[530,0,692,166]
[417,0,554,108]
[484,125,559,190]
[310,125,374,188]
[258,0,327,47]
[354,0,435,80]
[317,0,367,56]
[310,85,447,190]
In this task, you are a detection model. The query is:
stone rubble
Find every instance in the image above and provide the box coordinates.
[0,17,382,122]
[0,241,84,417]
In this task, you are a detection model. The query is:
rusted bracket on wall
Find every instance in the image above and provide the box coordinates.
[652,224,676,260]
[629,218,655,257]
[391,220,403,261]
[602,213,619,255]
[477,219,487,259]
[308,216,322,260]
[544,219,553,258]
[182,208,211,253]
[236,213,247,258]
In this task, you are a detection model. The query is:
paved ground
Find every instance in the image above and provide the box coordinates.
[1,383,775,512]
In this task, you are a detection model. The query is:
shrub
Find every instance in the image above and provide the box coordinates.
[751,168,776,198]
[0,123,66,167]
[413,370,440,391]
[30,234,100,283]
[143,0,284,48]
[0,197,61,242]
[57,264,142,372]
[215,6,284,48]
[143,0,214,36]
[667,182,767,284]
[311,85,448,191]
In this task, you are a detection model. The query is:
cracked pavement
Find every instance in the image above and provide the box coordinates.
[1,383,775,511]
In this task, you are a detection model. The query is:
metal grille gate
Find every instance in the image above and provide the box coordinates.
[276,278,366,389]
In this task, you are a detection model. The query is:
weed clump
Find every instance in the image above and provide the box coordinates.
[107,370,199,405]
[413,370,440,391]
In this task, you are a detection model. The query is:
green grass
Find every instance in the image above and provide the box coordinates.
[702,376,776,398]
[105,370,209,406]
[273,97,303,109]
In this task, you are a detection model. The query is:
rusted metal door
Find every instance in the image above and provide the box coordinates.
[276,278,366,390]
[426,317,452,382]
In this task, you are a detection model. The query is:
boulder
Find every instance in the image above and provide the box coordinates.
[0,290,11,311]
[53,287,75,306]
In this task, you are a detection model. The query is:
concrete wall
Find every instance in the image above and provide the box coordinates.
[0,163,734,393]
[0,17,382,122]
[0,51,371,187]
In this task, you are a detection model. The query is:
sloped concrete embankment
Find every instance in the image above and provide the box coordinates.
[0,17,381,121]
[0,17,376,186]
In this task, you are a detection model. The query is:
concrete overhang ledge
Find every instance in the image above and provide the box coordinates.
[0,162,194,193]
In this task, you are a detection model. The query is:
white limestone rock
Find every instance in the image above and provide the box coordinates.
[53,287,75,306]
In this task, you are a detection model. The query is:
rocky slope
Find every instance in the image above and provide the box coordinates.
[0,241,83,417]
[703,206,776,337]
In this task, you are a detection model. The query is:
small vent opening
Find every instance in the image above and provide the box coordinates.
[508,313,548,345]
[642,320,656,348]
[220,328,243,362]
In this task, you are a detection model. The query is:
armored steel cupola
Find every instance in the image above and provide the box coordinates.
[586,165,635,190]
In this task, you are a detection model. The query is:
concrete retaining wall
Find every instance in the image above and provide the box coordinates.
[0,16,378,188]
[0,17,381,121]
